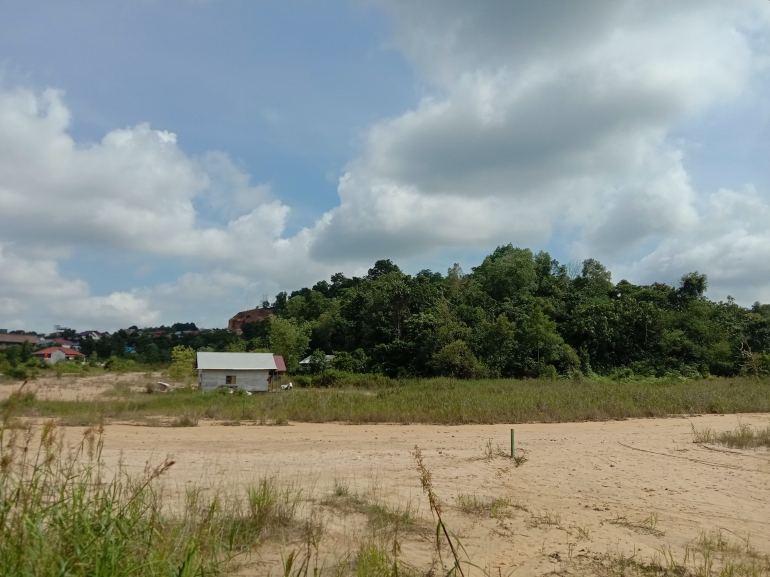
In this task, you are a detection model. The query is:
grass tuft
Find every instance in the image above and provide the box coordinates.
[692,422,770,449]
[455,493,510,518]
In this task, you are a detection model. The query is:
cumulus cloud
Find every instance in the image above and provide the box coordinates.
[304,0,770,301]
[0,243,158,329]
[0,86,322,329]
[2,0,770,330]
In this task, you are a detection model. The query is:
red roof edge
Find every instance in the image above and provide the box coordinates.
[273,355,287,372]
[33,347,84,357]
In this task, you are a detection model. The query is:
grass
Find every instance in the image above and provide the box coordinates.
[3,400,769,576]
[590,531,770,576]
[455,493,510,518]
[692,421,770,449]
[4,375,770,425]
[610,512,665,537]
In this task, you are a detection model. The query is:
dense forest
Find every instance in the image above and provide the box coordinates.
[244,245,770,379]
[4,245,769,380]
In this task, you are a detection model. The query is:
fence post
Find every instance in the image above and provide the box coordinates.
[511,429,515,459]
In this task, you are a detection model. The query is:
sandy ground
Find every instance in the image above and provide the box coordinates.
[46,414,770,575]
[0,372,162,401]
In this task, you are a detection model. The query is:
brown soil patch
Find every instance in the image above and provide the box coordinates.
[54,414,770,574]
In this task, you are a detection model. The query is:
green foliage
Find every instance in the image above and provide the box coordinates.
[432,340,486,379]
[47,244,770,381]
[168,345,196,380]
[268,316,312,373]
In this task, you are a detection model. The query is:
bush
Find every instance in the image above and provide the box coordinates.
[105,357,137,373]
[291,375,312,388]
[167,346,196,380]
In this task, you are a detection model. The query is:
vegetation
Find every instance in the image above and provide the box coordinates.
[241,247,770,381]
[692,421,770,449]
[5,376,769,426]
[6,245,770,382]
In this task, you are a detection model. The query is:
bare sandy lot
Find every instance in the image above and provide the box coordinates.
[0,372,161,401]
[51,414,770,575]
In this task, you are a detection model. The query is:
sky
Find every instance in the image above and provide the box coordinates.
[1,0,770,332]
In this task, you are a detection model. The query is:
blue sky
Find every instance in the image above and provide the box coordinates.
[1,1,769,331]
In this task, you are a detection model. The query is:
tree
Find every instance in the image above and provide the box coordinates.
[678,272,708,300]
[432,340,486,379]
[267,316,311,373]
[168,345,196,380]
[367,259,401,280]
[472,245,537,301]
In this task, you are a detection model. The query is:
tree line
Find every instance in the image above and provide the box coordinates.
[4,245,769,381]
[244,246,770,379]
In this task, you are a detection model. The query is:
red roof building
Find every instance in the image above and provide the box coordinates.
[33,347,85,363]
[273,355,287,372]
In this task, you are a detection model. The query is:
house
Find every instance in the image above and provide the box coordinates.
[228,308,274,334]
[196,352,276,393]
[299,354,335,366]
[33,347,85,364]
[0,333,37,350]
[77,330,102,340]
[53,338,74,348]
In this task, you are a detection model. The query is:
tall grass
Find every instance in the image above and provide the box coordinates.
[692,422,770,449]
[8,376,770,425]
[0,416,310,575]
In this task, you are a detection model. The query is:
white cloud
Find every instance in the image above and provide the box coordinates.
[307,0,770,301]
[0,243,158,330]
[0,86,323,329]
[3,1,770,330]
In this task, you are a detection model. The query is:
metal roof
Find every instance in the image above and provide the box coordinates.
[299,354,335,364]
[196,352,276,370]
[273,355,287,372]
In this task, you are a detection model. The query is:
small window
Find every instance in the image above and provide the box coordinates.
[226,375,236,385]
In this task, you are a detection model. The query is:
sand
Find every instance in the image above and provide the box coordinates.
[48,413,770,574]
[0,372,162,401]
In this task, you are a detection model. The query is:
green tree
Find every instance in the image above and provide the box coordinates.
[267,316,311,373]
[432,340,486,379]
[168,345,196,380]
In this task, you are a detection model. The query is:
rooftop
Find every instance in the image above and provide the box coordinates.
[196,352,276,370]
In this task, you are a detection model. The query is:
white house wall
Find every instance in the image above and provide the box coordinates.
[198,369,270,392]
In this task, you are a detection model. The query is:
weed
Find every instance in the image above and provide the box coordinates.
[12,375,770,426]
[528,510,562,529]
[611,512,664,537]
[333,477,350,497]
[692,421,770,449]
[170,413,199,427]
[455,493,510,518]
[413,446,466,577]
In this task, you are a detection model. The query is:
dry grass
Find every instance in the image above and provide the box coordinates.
[5,375,770,426]
[692,421,770,449]
[455,493,510,518]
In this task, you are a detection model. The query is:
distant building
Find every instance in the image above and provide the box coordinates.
[228,308,274,334]
[34,347,85,364]
[53,338,74,348]
[196,352,277,393]
[0,333,37,350]
[299,354,335,366]
[77,330,102,340]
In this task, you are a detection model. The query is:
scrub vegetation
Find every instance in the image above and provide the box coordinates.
[4,375,769,426]
[692,421,770,449]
